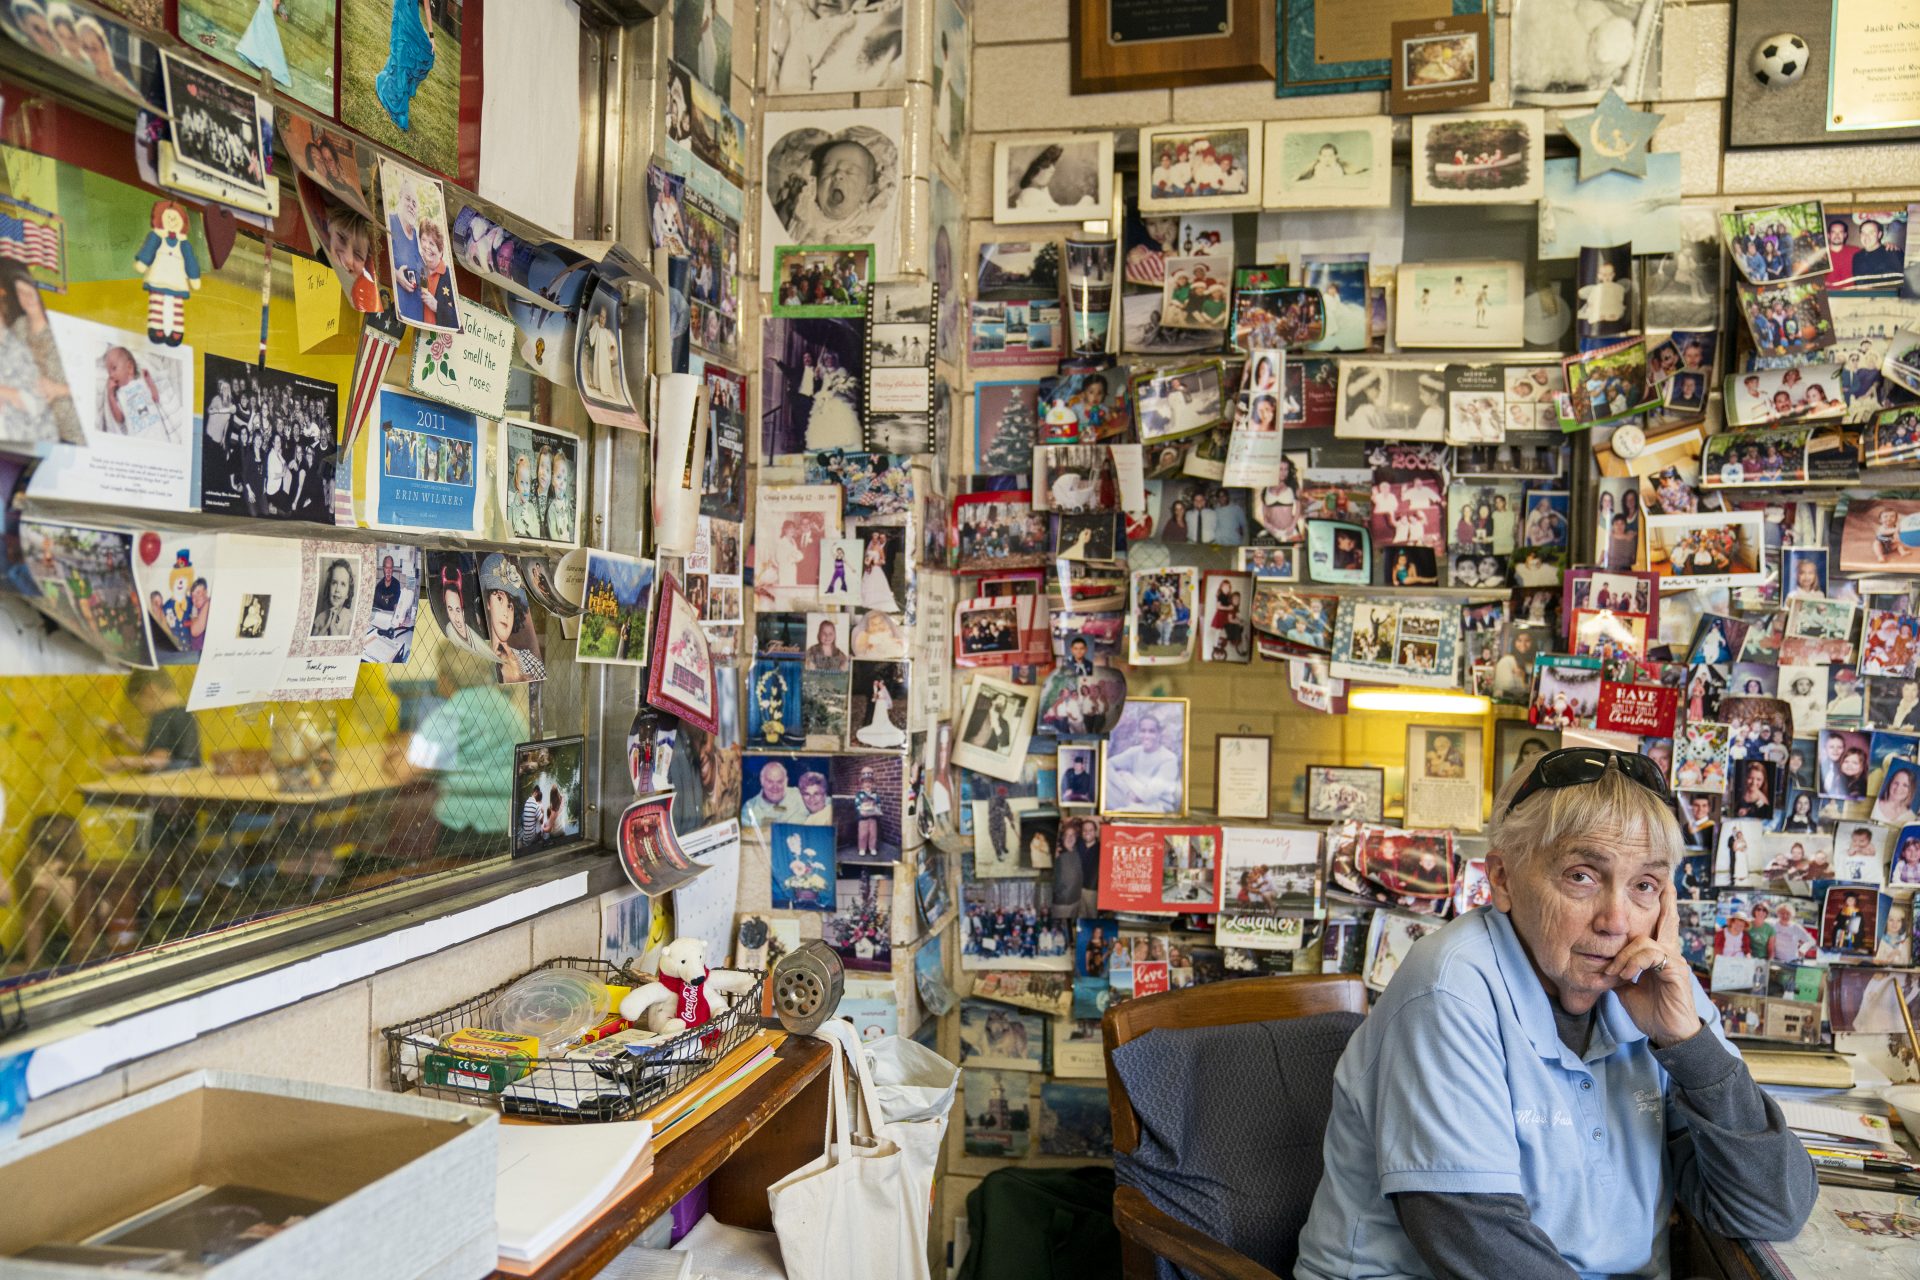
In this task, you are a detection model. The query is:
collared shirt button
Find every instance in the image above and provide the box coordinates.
[1581,1079,1592,1090]
[1591,1128,1603,1141]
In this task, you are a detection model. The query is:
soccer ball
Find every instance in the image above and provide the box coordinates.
[1750,33,1808,89]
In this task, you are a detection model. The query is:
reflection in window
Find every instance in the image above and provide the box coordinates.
[1,625,531,987]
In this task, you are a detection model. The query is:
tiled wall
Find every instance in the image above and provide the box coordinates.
[20,894,602,1136]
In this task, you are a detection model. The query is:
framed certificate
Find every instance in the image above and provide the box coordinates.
[1828,0,1920,131]
[1214,734,1273,820]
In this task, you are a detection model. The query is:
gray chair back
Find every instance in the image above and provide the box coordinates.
[1110,1011,1365,1280]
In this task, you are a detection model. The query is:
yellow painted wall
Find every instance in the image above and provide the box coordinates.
[0,145,395,943]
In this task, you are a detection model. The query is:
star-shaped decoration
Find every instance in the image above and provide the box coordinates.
[1560,90,1663,181]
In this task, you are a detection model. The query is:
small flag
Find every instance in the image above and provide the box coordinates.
[336,319,401,525]
[0,206,61,272]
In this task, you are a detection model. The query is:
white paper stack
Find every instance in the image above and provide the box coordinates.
[494,1118,654,1263]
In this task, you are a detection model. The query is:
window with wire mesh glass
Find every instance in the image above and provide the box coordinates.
[0,622,575,992]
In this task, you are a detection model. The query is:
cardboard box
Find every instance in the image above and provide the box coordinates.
[0,1071,497,1279]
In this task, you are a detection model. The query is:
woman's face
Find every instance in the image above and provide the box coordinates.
[326,566,351,607]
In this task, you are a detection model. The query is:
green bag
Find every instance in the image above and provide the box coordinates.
[957,1166,1120,1280]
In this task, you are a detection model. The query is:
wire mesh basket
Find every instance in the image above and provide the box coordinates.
[381,957,767,1123]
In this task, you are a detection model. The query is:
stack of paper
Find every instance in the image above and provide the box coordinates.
[495,1119,655,1264]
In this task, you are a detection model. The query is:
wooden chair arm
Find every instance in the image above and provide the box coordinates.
[1113,1185,1283,1280]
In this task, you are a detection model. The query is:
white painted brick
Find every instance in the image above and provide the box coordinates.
[1660,3,1732,101]
[974,0,1069,45]
[973,43,1169,132]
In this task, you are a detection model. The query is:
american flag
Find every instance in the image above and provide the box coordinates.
[0,207,61,273]
[335,319,400,525]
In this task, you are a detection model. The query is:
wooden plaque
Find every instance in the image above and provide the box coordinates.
[1071,0,1276,95]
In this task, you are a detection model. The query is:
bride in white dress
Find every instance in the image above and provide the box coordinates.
[854,677,906,748]
[799,349,861,449]
[861,532,900,611]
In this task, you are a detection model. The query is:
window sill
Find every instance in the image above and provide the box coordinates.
[7,848,628,1100]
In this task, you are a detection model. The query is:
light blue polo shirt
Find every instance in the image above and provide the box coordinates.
[1295,906,1731,1280]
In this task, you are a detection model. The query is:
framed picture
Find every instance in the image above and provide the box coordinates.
[1261,116,1393,210]
[646,574,718,733]
[1070,0,1276,95]
[1306,765,1384,823]
[1099,696,1190,818]
[1214,734,1273,821]
[1390,13,1491,115]
[771,244,874,317]
[1493,720,1560,795]
[993,135,1114,225]
[511,736,587,857]
[1403,725,1485,832]
[1137,122,1263,214]
[1409,109,1546,205]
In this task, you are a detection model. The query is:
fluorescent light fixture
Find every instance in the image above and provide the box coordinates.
[1348,691,1491,716]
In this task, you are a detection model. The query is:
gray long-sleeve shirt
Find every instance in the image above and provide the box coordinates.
[1392,1001,1817,1278]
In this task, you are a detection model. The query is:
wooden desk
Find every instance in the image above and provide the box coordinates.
[491,1034,831,1280]
[79,745,403,807]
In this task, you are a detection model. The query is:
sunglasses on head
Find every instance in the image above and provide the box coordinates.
[1500,747,1673,820]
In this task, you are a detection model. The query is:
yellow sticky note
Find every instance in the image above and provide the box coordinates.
[292,254,344,352]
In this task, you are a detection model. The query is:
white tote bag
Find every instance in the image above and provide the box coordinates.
[768,1022,928,1280]
[862,1034,958,1218]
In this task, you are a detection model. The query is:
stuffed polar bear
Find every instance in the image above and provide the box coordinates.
[619,937,758,1036]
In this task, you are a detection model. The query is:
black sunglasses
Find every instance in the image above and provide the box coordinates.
[1500,747,1672,820]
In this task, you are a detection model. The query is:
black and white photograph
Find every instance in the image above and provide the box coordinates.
[161,51,269,199]
[301,549,359,641]
[1510,0,1662,106]
[1643,207,1725,331]
[761,107,903,285]
[768,0,906,95]
[993,135,1114,225]
[1336,361,1448,441]
[952,674,1038,782]
[199,353,338,523]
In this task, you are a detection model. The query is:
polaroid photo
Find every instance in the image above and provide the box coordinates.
[952,674,1039,782]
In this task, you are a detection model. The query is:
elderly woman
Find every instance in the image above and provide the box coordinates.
[1297,748,1815,1278]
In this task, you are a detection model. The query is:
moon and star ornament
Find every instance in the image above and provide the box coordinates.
[1560,90,1663,181]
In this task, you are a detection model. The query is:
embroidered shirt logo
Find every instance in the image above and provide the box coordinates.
[1514,1106,1574,1127]
[1633,1088,1662,1116]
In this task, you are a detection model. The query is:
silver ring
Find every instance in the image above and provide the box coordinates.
[1651,957,1669,972]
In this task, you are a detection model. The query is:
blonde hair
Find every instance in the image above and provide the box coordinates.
[1487,755,1682,870]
